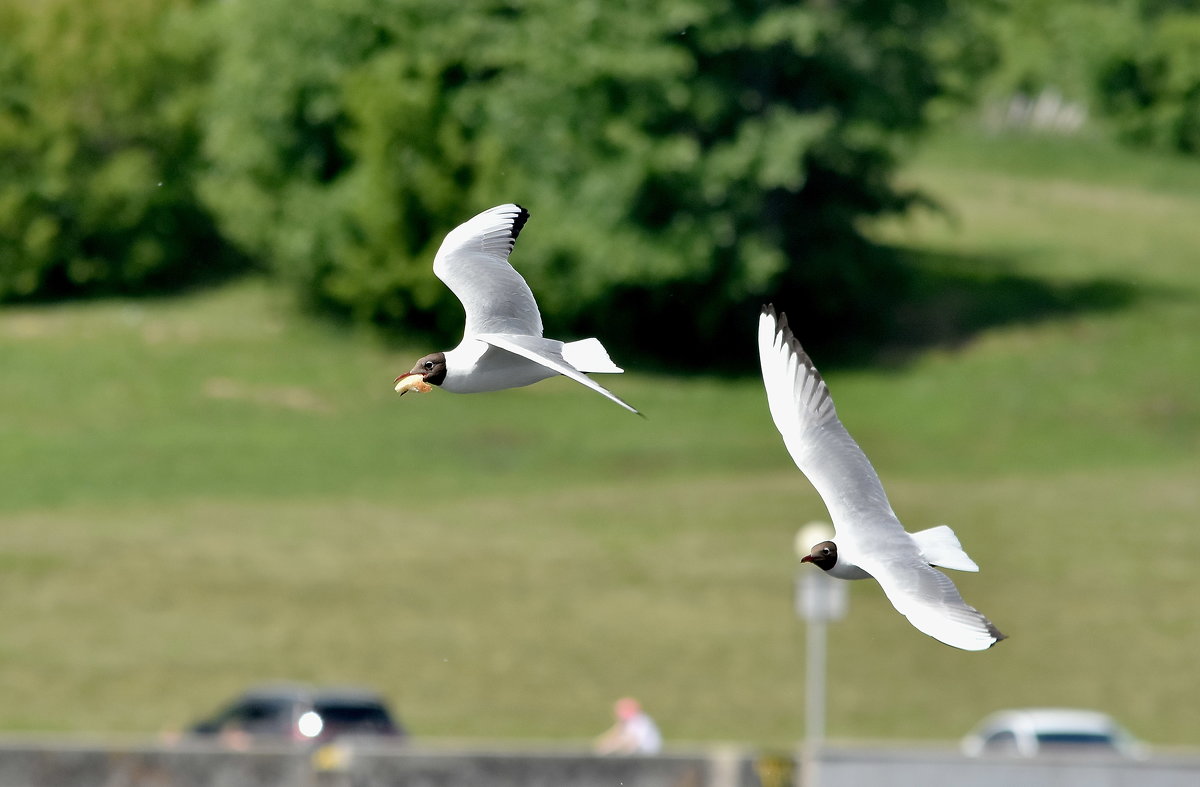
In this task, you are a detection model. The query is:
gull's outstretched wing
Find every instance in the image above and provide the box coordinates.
[433,204,542,338]
[864,556,1006,651]
[476,333,641,415]
[757,305,904,543]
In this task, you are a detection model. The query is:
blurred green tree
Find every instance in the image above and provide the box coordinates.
[1099,10,1200,154]
[0,0,237,301]
[978,0,1140,108]
[975,0,1200,158]
[202,0,997,363]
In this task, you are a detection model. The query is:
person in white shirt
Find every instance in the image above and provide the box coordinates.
[595,697,662,755]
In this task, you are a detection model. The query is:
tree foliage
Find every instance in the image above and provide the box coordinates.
[0,0,235,301]
[201,0,997,362]
[978,0,1200,157]
[12,0,1200,362]
[1099,10,1200,154]
[980,1,1140,104]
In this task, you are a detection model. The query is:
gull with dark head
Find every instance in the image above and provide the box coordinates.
[759,305,1005,651]
[394,204,639,415]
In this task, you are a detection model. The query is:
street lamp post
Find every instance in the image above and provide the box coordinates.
[794,522,848,787]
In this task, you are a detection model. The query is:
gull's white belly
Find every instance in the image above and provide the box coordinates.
[441,341,557,393]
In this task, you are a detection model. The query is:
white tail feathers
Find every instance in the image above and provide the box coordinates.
[562,338,623,374]
[911,525,980,572]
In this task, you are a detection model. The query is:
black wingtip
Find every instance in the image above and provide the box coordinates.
[510,204,531,242]
[987,622,1008,646]
[762,303,809,365]
[762,302,791,337]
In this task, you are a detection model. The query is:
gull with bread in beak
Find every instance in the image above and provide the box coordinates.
[394,204,639,415]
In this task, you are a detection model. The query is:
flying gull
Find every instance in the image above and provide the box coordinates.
[394,204,639,415]
[759,305,1005,650]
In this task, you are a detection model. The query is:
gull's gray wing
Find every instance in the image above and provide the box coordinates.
[757,305,905,544]
[433,204,542,338]
[475,333,641,415]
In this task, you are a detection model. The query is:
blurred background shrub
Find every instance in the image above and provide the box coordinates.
[197,0,998,364]
[4,0,1200,364]
[0,0,239,301]
[1099,10,1200,154]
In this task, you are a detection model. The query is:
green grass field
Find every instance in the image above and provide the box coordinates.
[1,128,1197,748]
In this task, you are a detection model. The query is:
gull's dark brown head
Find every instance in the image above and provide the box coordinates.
[394,352,447,394]
[800,540,838,572]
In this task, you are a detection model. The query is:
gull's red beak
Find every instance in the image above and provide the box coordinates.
[800,555,814,564]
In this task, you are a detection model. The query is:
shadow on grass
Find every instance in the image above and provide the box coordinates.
[596,245,1142,374]
[1,242,254,307]
[841,246,1140,367]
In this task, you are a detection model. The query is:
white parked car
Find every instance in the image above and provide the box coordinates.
[961,708,1144,758]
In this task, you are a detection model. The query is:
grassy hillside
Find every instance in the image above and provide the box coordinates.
[0,129,1197,748]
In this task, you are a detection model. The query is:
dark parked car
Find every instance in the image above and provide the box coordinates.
[189,684,406,746]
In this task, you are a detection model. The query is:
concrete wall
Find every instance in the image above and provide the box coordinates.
[334,747,758,787]
[0,740,314,787]
[815,745,1200,787]
[0,739,1197,787]
[0,741,763,787]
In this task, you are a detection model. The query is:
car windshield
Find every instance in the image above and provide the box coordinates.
[211,699,293,734]
[314,702,397,735]
[1036,732,1117,748]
